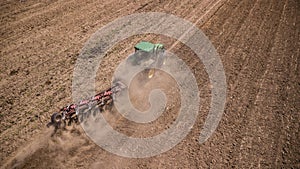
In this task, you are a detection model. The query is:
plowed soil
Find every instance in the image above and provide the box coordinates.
[1,0,299,168]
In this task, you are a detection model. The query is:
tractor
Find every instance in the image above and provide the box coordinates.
[126,41,165,78]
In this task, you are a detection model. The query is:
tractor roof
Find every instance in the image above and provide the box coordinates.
[135,41,155,52]
[135,41,164,52]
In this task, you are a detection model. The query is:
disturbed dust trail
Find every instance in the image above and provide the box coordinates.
[1,0,299,168]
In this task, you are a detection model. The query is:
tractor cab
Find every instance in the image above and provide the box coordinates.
[127,41,165,68]
[134,41,164,53]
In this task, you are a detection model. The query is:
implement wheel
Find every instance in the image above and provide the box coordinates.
[49,112,65,129]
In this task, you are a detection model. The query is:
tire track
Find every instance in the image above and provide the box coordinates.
[1,0,299,168]
[270,0,300,167]
[200,0,285,167]
[237,0,286,166]
[225,0,287,167]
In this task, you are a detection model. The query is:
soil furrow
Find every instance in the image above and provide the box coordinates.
[0,0,298,168]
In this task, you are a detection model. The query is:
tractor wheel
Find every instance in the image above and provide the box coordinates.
[162,57,166,65]
[148,68,155,79]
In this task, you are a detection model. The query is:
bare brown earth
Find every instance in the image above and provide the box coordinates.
[1,0,299,168]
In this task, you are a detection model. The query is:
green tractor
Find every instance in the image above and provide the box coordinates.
[127,41,166,78]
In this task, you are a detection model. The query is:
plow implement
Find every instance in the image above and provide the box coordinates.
[47,81,125,130]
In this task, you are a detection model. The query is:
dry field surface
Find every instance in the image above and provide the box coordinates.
[0,0,299,168]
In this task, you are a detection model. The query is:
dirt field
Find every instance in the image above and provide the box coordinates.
[1,0,299,168]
